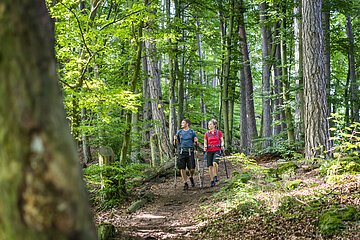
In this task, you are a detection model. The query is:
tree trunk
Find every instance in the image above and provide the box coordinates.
[294,0,304,141]
[145,39,172,162]
[196,19,207,129]
[280,5,295,144]
[0,2,97,239]
[260,2,272,148]
[238,0,258,144]
[222,0,235,150]
[239,66,249,154]
[346,16,359,123]
[302,0,331,159]
[81,108,92,164]
[120,23,143,166]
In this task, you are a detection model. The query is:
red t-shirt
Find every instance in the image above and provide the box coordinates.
[204,130,222,152]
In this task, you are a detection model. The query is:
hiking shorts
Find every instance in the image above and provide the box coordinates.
[177,149,195,170]
[206,151,221,167]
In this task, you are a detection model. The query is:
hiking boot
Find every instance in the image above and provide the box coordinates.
[183,182,189,191]
[214,176,219,182]
[210,181,215,187]
[189,177,195,187]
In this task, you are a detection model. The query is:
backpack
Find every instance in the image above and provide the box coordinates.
[205,130,221,148]
[178,129,196,147]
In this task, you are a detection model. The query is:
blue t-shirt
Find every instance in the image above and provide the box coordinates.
[176,129,196,148]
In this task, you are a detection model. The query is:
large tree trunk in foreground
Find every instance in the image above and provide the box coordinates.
[302,0,331,159]
[0,2,97,239]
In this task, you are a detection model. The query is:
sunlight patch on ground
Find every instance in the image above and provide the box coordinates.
[135,213,167,219]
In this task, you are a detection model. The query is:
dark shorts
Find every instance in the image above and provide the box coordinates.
[177,149,195,170]
[206,151,221,167]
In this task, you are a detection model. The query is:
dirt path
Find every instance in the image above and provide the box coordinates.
[95,158,234,240]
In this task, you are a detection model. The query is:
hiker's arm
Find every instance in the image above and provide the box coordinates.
[173,134,178,146]
[220,137,225,150]
[204,138,207,152]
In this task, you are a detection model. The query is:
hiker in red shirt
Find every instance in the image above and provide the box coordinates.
[204,119,224,187]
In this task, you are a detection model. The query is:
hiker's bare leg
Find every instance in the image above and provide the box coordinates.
[213,162,218,178]
[189,169,195,178]
[180,169,187,183]
[209,166,214,180]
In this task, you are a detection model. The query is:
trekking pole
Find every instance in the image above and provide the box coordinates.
[195,143,203,189]
[173,144,177,188]
[222,150,229,179]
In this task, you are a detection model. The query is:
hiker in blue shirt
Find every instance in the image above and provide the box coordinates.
[174,119,198,190]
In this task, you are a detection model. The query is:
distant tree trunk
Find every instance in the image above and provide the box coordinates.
[218,0,226,130]
[81,108,92,164]
[302,0,331,159]
[273,38,283,135]
[238,0,258,144]
[280,5,295,144]
[196,19,207,129]
[175,0,184,128]
[167,0,177,141]
[0,1,97,239]
[294,0,304,141]
[142,42,152,145]
[260,2,272,149]
[239,65,249,154]
[120,24,143,166]
[222,0,235,150]
[346,16,359,123]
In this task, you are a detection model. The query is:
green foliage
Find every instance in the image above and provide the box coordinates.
[285,179,302,190]
[84,163,149,209]
[319,207,359,236]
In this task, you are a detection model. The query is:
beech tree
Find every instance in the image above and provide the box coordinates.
[0,1,97,239]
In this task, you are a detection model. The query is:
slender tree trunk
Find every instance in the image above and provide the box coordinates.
[175,0,184,128]
[81,108,92,164]
[260,2,272,148]
[346,16,359,123]
[218,0,226,130]
[196,19,207,129]
[167,0,177,146]
[239,64,249,153]
[294,0,304,141]
[302,0,331,159]
[0,1,97,239]
[280,5,295,143]
[238,0,258,144]
[142,42,152,146]
[120,24,143,166]
[222,0,235,150]
[273,39,282,135]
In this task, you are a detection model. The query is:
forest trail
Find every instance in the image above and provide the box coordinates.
[95,155,235,240]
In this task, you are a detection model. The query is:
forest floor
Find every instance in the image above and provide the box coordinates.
[93,153,360,240]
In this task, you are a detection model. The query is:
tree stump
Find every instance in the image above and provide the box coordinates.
[98,146,115,166]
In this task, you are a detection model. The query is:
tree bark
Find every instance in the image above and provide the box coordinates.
[294,0,304,141]
[280,4,295,144]
[346,16,359,123]
[302,0,331,159]
[120,23,143,166]
[145,38,172,162]
[260,2,272,149]
[238,0,258,144]
[0,2,97,239]
[222,0,235,150]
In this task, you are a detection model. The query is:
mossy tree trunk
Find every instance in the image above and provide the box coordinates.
[0,1,97,239]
